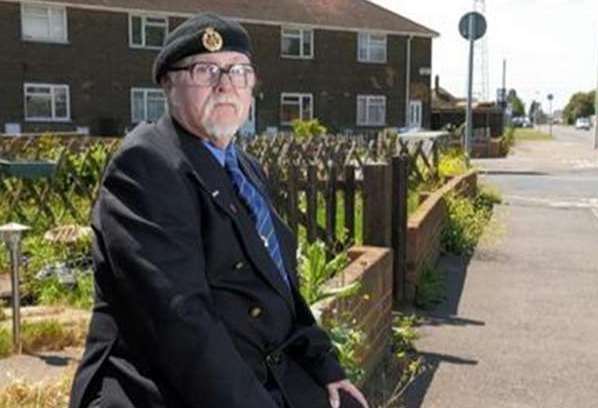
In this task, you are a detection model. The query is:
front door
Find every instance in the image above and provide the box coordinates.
[408,100,422,129]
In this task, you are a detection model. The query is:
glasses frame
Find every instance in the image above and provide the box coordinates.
[168,62,257,88]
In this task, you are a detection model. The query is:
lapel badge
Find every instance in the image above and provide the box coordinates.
[202,27,223,52]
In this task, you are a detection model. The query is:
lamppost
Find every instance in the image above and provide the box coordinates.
[547,93,554,139]
[0,223,30,354]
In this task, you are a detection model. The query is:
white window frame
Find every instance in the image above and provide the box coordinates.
[24,83,71,122]
[280,93,313,125]
[357,95,386,126]
[281,27,314,59]
[129,14,169,49]
[21,3,68,43]
[357,32,387,63]
[130,87,167,123]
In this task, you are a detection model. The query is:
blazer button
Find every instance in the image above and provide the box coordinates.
[249,306,263,319]
[234,261,244,270]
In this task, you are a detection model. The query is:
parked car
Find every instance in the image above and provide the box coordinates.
[512,116,532,128]
[575,117,591,130]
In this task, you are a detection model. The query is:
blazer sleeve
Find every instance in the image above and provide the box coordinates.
[244,153,347,386]
[96,144,277,408]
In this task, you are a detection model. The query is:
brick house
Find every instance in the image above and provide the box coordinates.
[0,0,438,136]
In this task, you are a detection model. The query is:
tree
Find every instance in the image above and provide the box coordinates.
[563,90,595,124]
[507,89,525,117]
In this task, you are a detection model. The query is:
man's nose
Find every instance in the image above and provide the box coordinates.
[215,71,234,93]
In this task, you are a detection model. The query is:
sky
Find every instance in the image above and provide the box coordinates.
[369,0,598,111]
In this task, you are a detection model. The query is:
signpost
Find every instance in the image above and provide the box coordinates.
[459,11,487,156]
[547,93,554,139]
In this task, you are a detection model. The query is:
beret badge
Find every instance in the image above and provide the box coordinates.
[202,27,223,52]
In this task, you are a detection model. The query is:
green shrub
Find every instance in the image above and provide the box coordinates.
[500,127,515,156]
[298,240,357,306]
[441,186,498,256]
[415,263,446,310]
[391,313,420,359]
[37,273,94,310]
[438,148,469,179]
[328,318,366,384]
[0,326,11,358]
[291,119,327,140]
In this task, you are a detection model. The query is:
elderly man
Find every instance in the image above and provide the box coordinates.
[69,12,368,408]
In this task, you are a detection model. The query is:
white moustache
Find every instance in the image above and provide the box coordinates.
[205,95,241,115]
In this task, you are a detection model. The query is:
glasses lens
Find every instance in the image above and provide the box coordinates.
[229,65,256,88]
[191,63,220,86]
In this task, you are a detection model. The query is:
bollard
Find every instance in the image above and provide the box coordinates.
[0,222,31,354]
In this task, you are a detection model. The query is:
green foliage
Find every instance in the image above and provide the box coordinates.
[0,326,11,358]
[328,319,366,384]
[415,263,446,310]
[291,119,327,140]
[507,89,526,117]
[441,185,498,256]
[391,313,420,359]
[500,127,515,156]
[438,148,469,179]
[563,90,595,124]
[37,273,94,310]
[298,240,357,306]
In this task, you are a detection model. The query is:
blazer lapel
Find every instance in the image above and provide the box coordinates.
[157,117,296,312]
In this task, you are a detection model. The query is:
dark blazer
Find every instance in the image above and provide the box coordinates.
[69,116,347,408]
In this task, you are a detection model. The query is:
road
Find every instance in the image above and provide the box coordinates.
[404,125,598,408]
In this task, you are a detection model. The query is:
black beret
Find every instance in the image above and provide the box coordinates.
[152,12,253,84]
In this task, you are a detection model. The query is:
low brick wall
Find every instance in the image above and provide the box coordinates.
[404,170,477,302]
[313,245,393,382]
[471,137,505,158]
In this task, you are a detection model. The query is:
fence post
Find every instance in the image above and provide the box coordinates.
[362,163,392,247]
[391,155,409,306]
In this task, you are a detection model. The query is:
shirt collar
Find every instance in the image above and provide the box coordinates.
[202,140,235,167]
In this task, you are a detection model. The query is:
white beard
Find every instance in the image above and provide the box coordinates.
[201,95,246,143]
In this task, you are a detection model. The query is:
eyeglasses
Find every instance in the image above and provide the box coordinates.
[168,62,256,88]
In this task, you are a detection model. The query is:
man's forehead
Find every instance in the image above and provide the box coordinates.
[188,51,251,64]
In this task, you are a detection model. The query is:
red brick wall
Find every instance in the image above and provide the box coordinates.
[404,170,477,302]
[314,246,393,382]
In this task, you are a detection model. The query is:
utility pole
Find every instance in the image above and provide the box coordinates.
[594,44,598,149]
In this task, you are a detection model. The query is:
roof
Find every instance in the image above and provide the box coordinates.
[16,0,439,37]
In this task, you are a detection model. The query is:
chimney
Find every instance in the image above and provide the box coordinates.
[435,75,440,93]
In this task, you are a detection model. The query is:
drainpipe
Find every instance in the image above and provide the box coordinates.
[405,35,413,128]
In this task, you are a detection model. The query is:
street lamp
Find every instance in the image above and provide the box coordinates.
[547,94,554,139]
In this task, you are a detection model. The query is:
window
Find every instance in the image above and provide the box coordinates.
[280,93,313,124]
[408,100,423,128]
[21,3,68,43]
[131,88,167,123]
[24,83,70,122]
[129,15,168,49]
[281,27,313,58]
[357,32,387,63]
[357,95,386,126]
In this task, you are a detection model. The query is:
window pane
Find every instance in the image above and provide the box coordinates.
[27,86,51,95]
[146,17,167,25]
[49,9,66,40]
[283,28,301,37]
[302,30,312,56]
[23,14,50,39]
[131,16,142,45]
[54,87,68,118]
[357,98,367,124]
[26,94,52,118]
[132,91,145,122]
[147,99,165,122]
[281,97,300,123]
[370,44,386,62]
[145,24,165,47]
[301,96,312,120]
[281,36,300,56]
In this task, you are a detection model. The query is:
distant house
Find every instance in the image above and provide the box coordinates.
[431,76,504,137]
[0,0,438,136]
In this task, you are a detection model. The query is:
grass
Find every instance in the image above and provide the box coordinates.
[0,365,75,407]
[513,128,553,142]
[414,263,446,310]
[0,319,87,358]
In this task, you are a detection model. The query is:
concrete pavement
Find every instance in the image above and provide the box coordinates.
[404,127,598,407]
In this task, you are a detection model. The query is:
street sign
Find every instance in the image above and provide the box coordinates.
[459,12,487,40]
[547,94,554,101]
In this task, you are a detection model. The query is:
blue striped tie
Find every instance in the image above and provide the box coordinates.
[224,147,290,288]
